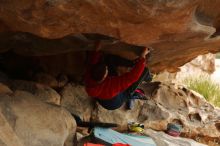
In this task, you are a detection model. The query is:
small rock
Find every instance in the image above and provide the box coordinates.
[0,83,12,95]
[34,72,58,88]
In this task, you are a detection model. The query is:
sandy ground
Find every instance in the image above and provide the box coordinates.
[211,59,220,83]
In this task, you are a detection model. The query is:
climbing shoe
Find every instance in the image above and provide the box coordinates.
[133,88,149,100]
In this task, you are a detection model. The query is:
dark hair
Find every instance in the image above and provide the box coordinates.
[91,63,107,81]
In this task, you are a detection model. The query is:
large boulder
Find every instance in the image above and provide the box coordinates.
[7,80,61,105]
[60,83,94,121]
[0,89,76,146]
[1,0,220,73]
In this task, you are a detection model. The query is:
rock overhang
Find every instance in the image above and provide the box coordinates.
[0,0,220,73]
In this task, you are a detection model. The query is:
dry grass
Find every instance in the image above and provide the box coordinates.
[216,53,220,59]
[183,75,220,107]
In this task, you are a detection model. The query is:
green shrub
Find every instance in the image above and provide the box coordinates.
[183,75,220,107]
[216,53,220,59]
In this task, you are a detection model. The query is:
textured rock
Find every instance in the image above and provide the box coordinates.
[92,100,146,126]
[0,90,76,146]
[155,53,216,83]
[33,72,59,88]
[147,83,220,138]
[0,111,24,146]
[33,72,70,89]
[0,1,220,73]
[8,80,61,105]
[187,53,215,73]
[60,83,94,121]
[89,82,220,145]
[175,53,215,79]
[0,83,12,95]
[0,74,219,145]
[59,82,220,145]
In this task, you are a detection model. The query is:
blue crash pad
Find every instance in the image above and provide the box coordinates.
[93,127,156,146]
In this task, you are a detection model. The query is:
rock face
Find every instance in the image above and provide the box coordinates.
[155,53,216,83]
[0,80,76,146]
[0,0,220,73]
[175,53,215,80]
[8,80,61,105]
[61,82,220,145]
[61,83,94,121]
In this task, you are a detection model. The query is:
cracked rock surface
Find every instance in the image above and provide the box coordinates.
[0,0,220,73]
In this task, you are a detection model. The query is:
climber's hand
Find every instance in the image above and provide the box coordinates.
[140,47,150,58]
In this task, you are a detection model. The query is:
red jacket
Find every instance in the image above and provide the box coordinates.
[85,51,146,100]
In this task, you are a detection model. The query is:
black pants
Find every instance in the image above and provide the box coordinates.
[97,68,150,110]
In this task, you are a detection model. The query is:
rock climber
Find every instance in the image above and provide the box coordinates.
[84,41,152,110]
